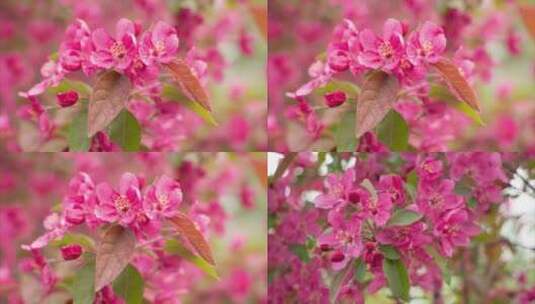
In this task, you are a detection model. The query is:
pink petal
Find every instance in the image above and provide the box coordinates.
[359,29,380,51]
[358,51,382,69]
[119,172,140,195]
[116,18,136,39]
[315,194,338,209]
[90,51,114,69]
[138,32,154,65]
[420,21,442,43]
[91,28,114,50]
[383,18,402,40]
[151,21,176,46]
[96,183,114,205]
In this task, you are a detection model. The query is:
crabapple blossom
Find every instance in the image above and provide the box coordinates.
[358,18,405,71]
[143,175,183,219]
[406,21,447,65]
[90,18,138,70]
[94,172,143,226]
[269,152,531,302]
[139,21,180,65]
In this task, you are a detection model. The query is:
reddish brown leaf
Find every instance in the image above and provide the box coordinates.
[247,4,267,39]
[355,71,400,139]
[168,212,215,265]
[165,58,212,112]
[519,4,535,41]
[251,157,268,188]
[88,71,131,137]
[432,58,480,112]
[94,225,136,291]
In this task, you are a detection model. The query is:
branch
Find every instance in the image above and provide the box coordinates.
[269,153,297,186]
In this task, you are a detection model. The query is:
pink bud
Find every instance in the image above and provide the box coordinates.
[60,244,83,261]
[330,251,345,262]
[56,91,79,107]
[324,91,347,108]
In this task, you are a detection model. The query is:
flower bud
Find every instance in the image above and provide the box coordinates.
[330,251,345,263]
[56,91,79,107]
[60,244,83,261]
[319,244,332,252]
[324,91,347,108]
[347,191,361,204]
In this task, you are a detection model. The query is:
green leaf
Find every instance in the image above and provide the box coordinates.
[315,80,360,99]
[48,79,92,97]
[376,110,409,151]
[354,258,366,283]
[383,258,410,301]
[379,245,400,260]
[306,236,316,250]
[426,246,451,285]
[162,85,218,126]
[288,244,310,262]
[467,197,477,208]
[335,110,357,151]
[387,209,423,227]
[109,110,141,151]
[68,102,90,151]
[72,256,95,304]
[429,85,484,126]
[50,233,96,251]
[112,264,144,304]
[164,239,219,280]
[451,100,485,126]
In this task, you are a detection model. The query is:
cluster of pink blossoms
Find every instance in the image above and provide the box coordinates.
[289,18,451,99]
[268,152,512,302]
[24,172,183,251]
[21,18,205,97]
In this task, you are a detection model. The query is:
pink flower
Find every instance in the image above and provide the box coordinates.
[139,21,179,65]
[56,91,79,107]
[314,170,355,209]
[59,19,94,74]
[19,60,65,97]
[358,18,405,71]
[318,221,363,270]
[143,175,182,219]
[60,244,83,261]
[62,172,97,227]
[416,179,463,221]
[376,222,431,251]
[22,213,67,250]
[377,174,405,205]
[432,208,480,257]
[95,172,142,226]
[417,157,443,181]
[407,21,446,65]
[90,18,137,70]
[364,191,393,226]
[324,91,347,108]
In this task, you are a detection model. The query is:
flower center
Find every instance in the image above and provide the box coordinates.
[110,42,126,59]
[400,58,412,70]
[422,41,433,54]
[155,41,165,54]
[114,196,130,213]
[378,42,394,59]
[156,193,168,209]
